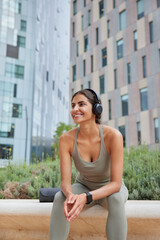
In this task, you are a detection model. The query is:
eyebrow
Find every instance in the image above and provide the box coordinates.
[71,100,86,105]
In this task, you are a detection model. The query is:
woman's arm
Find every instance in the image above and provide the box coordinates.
[59,134,72,198]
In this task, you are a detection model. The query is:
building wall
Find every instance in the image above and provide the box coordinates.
[70,0,160,148]
[0,0,70,166]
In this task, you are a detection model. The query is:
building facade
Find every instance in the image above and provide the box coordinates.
[0,0,70,166]
[70,0,160,148]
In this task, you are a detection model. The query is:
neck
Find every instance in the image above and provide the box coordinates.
[78,121,100,138]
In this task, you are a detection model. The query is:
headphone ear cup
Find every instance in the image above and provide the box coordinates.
[93,103,103,115]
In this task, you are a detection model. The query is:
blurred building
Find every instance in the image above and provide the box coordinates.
[70,0,160,148]
[0,0,70,166]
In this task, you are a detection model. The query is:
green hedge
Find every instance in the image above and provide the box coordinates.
[0,145,160,200]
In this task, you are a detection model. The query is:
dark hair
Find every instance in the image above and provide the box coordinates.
[71,89,102,124]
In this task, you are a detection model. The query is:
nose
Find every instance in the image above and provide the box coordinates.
[73,104,79,111]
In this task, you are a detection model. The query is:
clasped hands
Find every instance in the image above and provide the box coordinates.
[64,193,86,222]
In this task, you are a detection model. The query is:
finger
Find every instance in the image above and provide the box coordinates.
[68,205,83,222]
[67,194,77,204]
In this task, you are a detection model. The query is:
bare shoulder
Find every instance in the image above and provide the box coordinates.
[103,125,122,140]
[102,125,123,152]
[59,127,78,141]
[59,127,78,153]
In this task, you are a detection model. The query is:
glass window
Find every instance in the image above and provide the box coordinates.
[99,75,105,94]
[154,118,159,143]
[15,65,24,79]
[52,81,55,90]
[0,123,15,138]
[149,21,154,43]
[127,63,131,84]
[72,22,75,37]
[158,0,160,7]
[17,35,26,47]
[99,0,104,18]
[107,20,110,38]
[73,0,77,15]
[76,41,79,56]
[134,30,138,51]
[84,0,86,7]
[140,88,148,111]
[12,104,22,118]
[0,144,13,160]
[142,55,147,78]
[119,125,126,146]
[72,65,76,81]
[114,69,117,89]
[81,15,84,31]
[108,99,111,120]
[20,20,27,32]
[46,71,49,82]
[81,84,83,90]
[113,0,116,8]
[0,82,17,97]
[14,84,17,97]
[137,0,144,20]
[91,55,93,73]
[137,122,141,144]
[2,103,22,118]
[5,63,24,79]
[117,39,123,59]
[121,94,128,116]
[83,59,86,76]
[88,9,91,26]
[102,47,107,67]
[84,35,88,52]
[96,27,99,45]
[119,10,126,30]
[18,2,22,14]
[88,81,91,88]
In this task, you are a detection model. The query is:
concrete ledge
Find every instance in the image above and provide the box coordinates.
[0,200,160,240]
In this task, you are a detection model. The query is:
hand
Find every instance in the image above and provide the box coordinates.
[64,193,86,222]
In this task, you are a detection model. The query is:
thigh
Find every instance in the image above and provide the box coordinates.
[72,182,90,195]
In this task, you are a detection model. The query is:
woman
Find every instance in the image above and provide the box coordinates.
[49,89,128,240]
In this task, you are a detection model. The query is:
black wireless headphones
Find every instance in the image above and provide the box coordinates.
[85,89,103,115]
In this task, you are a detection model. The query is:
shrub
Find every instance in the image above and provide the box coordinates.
[0,145,159,200]
[123,145,160,200]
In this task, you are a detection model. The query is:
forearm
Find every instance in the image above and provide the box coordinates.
[61,181,73,198]
[90,181,122,201]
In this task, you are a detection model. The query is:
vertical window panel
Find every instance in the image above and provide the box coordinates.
[102,47,107,67]
[140,88,148,111]
[119,10,126,30]
[137,122,141,144]
[119,125,126,146]
[149,21,154,43]
[137,0,144,19]
[117,39,123,59]
[134,30,138,51]
[121,94,128,116]
[99,75,105,94]
[154,118,159,143]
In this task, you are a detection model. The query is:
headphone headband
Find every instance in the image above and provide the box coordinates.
[85,89,100,103]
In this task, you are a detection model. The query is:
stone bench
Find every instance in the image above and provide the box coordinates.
[0,199,160,240]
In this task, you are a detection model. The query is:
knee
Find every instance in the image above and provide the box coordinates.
[54,191,66,204]
[107,192,124,209]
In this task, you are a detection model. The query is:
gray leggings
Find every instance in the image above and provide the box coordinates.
[49,182,128,240]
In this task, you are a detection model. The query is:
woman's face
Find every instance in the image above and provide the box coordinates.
[71,94,94,124]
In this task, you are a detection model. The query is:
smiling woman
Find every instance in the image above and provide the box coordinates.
[49,89,128,240]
